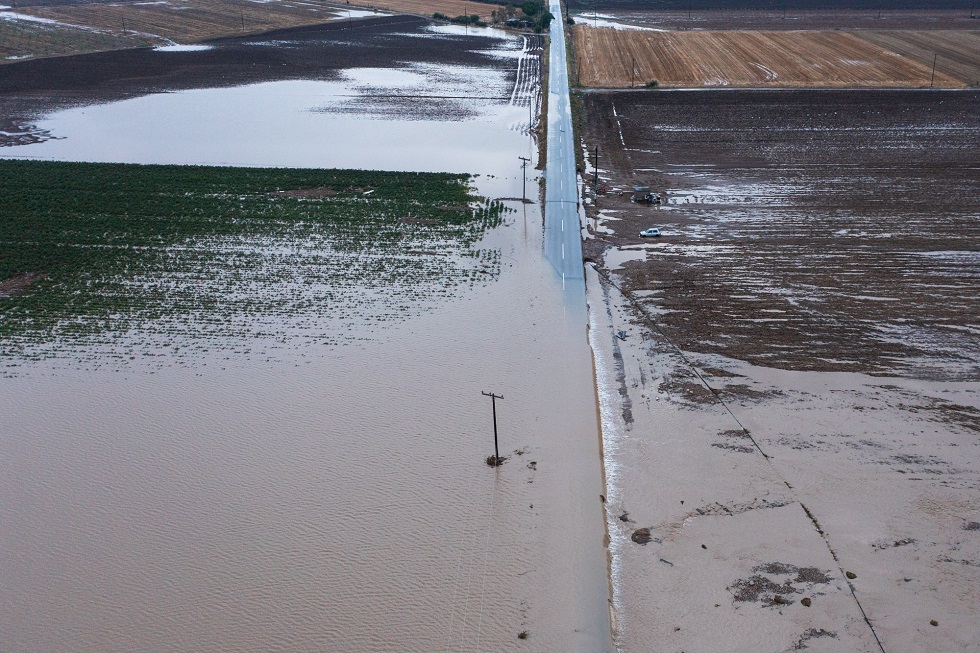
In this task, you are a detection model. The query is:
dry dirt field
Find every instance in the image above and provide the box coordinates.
[573,25,980,88]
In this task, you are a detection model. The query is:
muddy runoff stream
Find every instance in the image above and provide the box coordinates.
[0,24,610,652]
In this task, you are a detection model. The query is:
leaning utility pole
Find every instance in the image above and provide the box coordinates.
[481,391,503,464]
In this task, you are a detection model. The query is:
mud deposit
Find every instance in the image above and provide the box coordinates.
[584,88,980,652]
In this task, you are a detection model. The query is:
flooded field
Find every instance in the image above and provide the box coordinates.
[580,88,980,651]
[582,89,980,376]
[0,19,611,653]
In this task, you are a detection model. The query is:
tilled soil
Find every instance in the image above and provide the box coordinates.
[572,27,978,88]
[0,16,519,144]
[580,88,980,378]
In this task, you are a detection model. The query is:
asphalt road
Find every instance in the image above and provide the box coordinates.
[541,5,614,653]
[544,0,584,282]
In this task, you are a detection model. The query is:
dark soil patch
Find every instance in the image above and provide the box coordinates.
[730,575,795,603]
[730,562,832,605]
[0,271,47,298]
[794,567,832,584]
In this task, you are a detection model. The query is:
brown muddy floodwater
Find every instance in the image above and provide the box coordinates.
[0,24,611,653]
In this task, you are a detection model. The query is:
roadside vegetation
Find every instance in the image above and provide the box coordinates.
[0,160,507,367]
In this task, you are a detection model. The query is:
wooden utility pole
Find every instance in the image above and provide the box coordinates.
[482,391,503,464]
[930,53,938,87]
[529,91,534,133]
[519,156,530,202]
[593,145,599,197]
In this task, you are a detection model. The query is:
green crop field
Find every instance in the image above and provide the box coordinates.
[0,160,506,369]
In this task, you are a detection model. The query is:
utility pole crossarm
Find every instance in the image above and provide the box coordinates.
[481,391,504,464]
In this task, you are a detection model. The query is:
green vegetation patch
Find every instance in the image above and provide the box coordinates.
[0,160,506,368]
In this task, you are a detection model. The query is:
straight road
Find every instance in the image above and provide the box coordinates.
[544,0,584,282]
[541,4,614,652]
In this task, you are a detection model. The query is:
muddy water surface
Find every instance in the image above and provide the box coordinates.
[0,27,609,652]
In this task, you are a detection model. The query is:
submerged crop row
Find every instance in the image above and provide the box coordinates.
[0,160,507,369]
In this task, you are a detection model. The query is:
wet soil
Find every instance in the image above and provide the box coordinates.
[0,16,516,143]
[580,89,980,378]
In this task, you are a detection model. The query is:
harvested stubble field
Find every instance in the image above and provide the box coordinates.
[580,89,980,377]
[573,25,979,87]
[0,160,505,368]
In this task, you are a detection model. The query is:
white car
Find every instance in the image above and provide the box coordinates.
[639,228,661,238]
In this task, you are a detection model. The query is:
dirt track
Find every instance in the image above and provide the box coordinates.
[573,26,978,88]
[579,89,980,376]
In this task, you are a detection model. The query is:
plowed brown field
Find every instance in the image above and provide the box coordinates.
[17,0,381,45]
[573,26,978,88]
